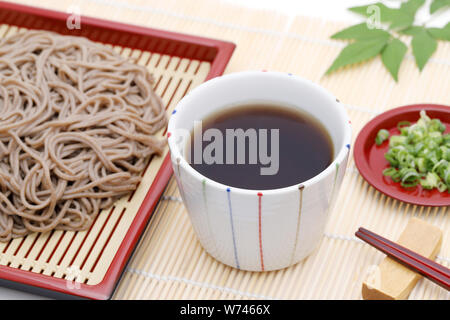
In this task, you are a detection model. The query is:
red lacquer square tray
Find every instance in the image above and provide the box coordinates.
[0,1,235,300]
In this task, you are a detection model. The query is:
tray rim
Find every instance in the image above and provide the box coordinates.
[353,104,450,207]
[0,0,235,300]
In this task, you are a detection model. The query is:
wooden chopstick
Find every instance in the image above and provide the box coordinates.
[355,227,450,291]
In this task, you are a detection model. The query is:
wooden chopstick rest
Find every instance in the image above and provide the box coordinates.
[362,217,443,300]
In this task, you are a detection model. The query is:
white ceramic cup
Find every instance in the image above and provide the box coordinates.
[167,71,351,271]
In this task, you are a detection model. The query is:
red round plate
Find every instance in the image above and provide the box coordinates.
[354,104,450,207]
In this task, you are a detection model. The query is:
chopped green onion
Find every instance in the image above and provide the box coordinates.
[420,172,440,189]
[389,135,407,147]
[381,111,449,193]
[397,121,411,130]
[382,167,397,176]
[375,129,390,145]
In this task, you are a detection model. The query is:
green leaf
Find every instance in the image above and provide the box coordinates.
[349,3,390,17]
[381,38,408,81]
[331,23,391,40]
[401,25,426,36]
[411,29,438,71]
[388,12,414,30]
[401,0,426,15]
[348,2,418,30]
[325,37,388,75]
[390,0,425,30]
[428,22,450,41]
[430,0,450,14]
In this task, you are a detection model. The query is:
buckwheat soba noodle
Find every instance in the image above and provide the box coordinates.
[0,31,167,241]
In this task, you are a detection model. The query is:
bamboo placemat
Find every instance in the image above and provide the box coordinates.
[5,0,449,299]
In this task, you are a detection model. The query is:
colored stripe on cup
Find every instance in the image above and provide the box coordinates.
[226,188,240,269]
[257,192,264,271]
[290,184,304,265]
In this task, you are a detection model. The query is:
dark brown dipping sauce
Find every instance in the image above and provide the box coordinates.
[187,103,334,190]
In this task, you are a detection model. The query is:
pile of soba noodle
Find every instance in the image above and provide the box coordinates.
[0,31,167,241]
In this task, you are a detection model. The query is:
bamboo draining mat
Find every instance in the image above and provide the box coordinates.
[0,22,210,286]
[6,0,450,299]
